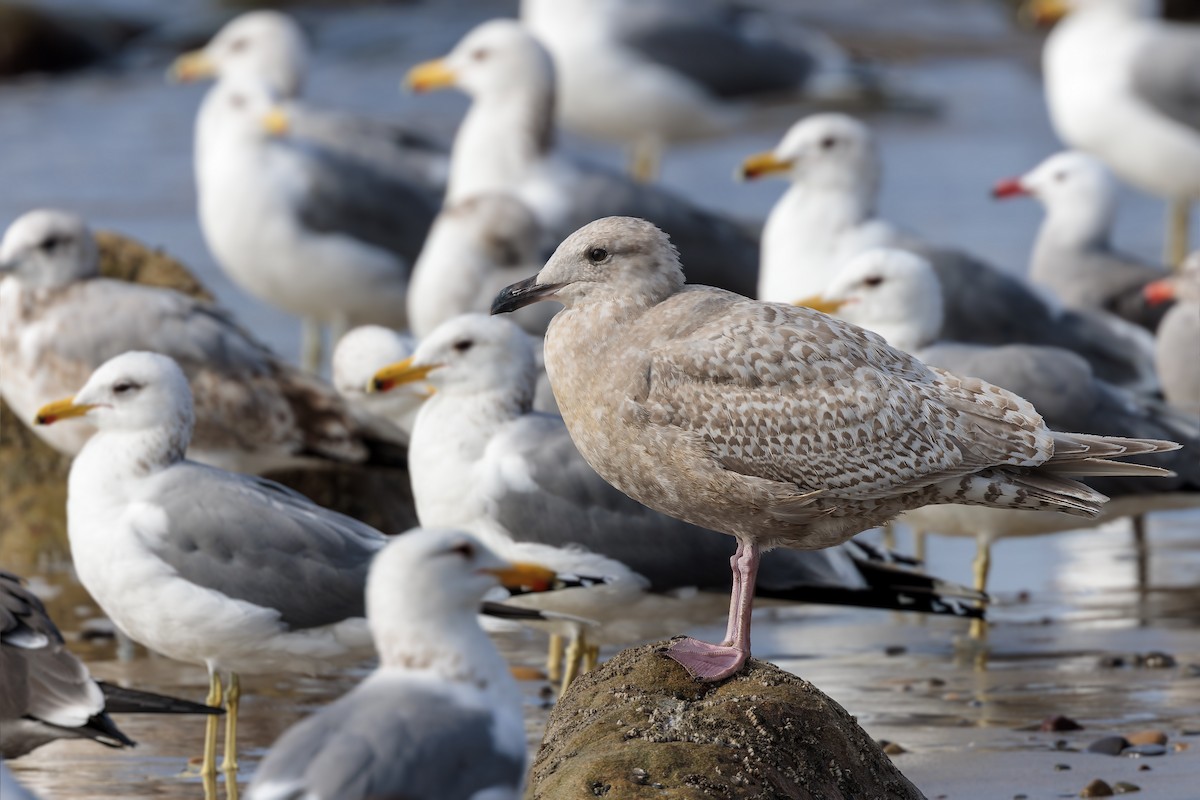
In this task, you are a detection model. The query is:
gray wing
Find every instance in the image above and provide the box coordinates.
[286,101,450,192]
[613,0,813,98]
[143,465,386,630]
[920,342,1200,497]
[249,679,522,800]
[43,280,404,467]
[551,163,760,297]
[915,245,1157,390]
[288,136,438,265]
[1068,248,1171,329]
[1131,25,1200,132]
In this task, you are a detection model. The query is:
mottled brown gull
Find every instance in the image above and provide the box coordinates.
[492,216,1179,681]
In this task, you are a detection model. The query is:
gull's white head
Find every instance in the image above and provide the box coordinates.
[197,78,281,149]
[372,314,538,404]
[332,326,425,434]
[438,194,542,266]
[740,114,879,196]
[0,209,99,289]
[35,352,195,456]
[814,248,943,354]
[493,217,684,313]
[169,11,308,98]
[993,150,1116,244]
[405,19,554,100]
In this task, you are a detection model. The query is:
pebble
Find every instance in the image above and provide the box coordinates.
[1042,715,1084,732]
[1113,783,1140,794]
[1173,741,1190,752]
[1086,737,1130,756]
[1054,764,1072,771]
[630,768,649,785]
[882,742,907,755]
[1183,664,1200,678]
[1135,651,1176,668]
[1137,765,1151,772]
[1080,778,1114,797]
[1122,744,1166,757]
[884,645,907,656]
[1124,730,1166,746]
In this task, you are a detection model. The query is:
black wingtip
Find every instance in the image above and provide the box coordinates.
[98,682,224,715]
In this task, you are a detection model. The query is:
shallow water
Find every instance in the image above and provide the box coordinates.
[2,1,1199,798]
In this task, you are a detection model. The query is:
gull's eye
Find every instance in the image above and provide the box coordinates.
[229,93,246,109]
[40,235,67,252]
[229,36,249,53]
[112,380,140,395]
[452,339,474,353]
[819,136,838,150]
[471,48,488,62]
[862,275,884,288]
[1054,171,1067,182]
[586,247,609,264]
[449,541,475,559]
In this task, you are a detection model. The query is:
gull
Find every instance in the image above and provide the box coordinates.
[491,216,1178,681]
[332,325,426,440]
[0,209,406,474]
[407,193,558,339]
[194,77,436,371]
[1144,253,1200,417]
[404,18,760,299]
[520,0,870,181]
[169,9,448,190]
[1037,0,1200,265]
[370,314,986,687]
[739,112,1160,392]
[992,150,1170,329]
[805,248,1200,621]
[33,351,565,778]
[1,763,40,800]
[247,529,530,800]
[1,569,220,759]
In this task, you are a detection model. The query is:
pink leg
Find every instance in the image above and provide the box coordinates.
[667,539,761,681]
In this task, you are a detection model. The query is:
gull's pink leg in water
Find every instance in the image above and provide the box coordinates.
[666,539,761,681]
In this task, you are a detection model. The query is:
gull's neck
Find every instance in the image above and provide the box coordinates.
[447,84,556,204]
[72,425,188,486]
[1035,195,1115,253]
[408,385,534,527]
[371,606,515,694]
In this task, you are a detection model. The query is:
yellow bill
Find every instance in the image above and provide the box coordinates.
[34,396,95,426]
[167,49,216,83]
[481,562,560,593]
[737,151,793,181]
[793,295,845,314]
[1025,0,1071,25]
[404,58,457,93]
[262,107,290,137]
[369,357,440,393]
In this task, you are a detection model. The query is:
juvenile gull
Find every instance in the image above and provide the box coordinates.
[34,352,568,777]
[247,530,528,800]
[405,19,760,298]
[1145,253,1200,416]
[0,209,406,474]
[1,569,220,759]
[170,10,448,190]
[370,314,985,686]
[740,113,1160,391]
[407,193,558,339]
[993,150,1170,329]
[492,216,1178,681]
[807,249,1200,613]
[194,77,436,370]
[1038,0,1200,264]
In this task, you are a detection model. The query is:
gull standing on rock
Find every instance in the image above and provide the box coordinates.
[405,19,760,298]
[194,77,435,371]
[169,9,448,191]
[492,216,1178,681]
[805,248,1200,617]
[993,150,1170,329]
[370,314,986,688]
[1037,0,1200,265]
[740,113,1159,392]
[1144,254,1200,417]
[34,352,563,778]
[0,209,406,473]
[247,530,531,800]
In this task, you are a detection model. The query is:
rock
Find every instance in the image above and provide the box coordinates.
[1124,730,1167,747]
[0,3,145,77]
[1086,737,1130,756]
[1121,744,1166,757]
[1080,779,1114,797]
[1112,783,1140,795]
[1134,652,1176,669]
[527,640,927,800]
[1042,715,1085,732]
[1055,764,1072,771]
[882,742,907,755]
